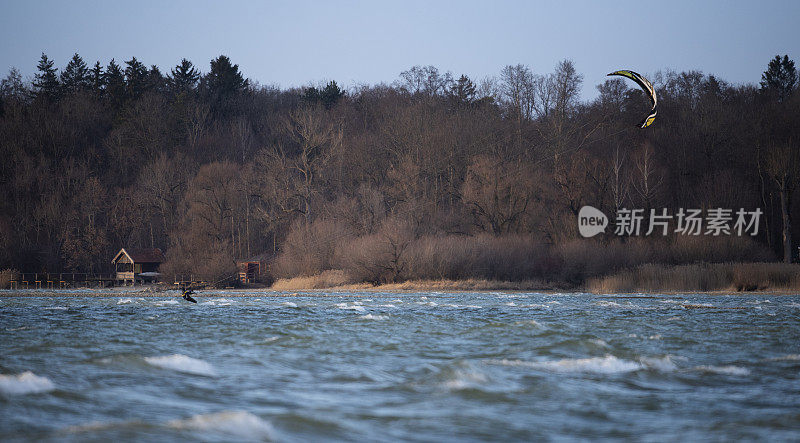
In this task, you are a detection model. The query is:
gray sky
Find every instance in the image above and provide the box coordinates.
[1,0,798,100]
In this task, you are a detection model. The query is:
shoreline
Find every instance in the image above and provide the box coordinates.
[1,282,797,297]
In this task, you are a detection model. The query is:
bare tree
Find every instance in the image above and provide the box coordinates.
[283,105,343,222]
[632,142,663,212]
[763,141,798,262]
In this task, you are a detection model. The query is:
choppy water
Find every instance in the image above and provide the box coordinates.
[1,290,799,441]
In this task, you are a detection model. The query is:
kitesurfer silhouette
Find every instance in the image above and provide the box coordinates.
[180,285,197,303]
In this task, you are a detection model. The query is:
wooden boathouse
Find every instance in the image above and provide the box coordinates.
[112,248,165,285]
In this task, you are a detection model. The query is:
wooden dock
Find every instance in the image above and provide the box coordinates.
[9,273,116,289]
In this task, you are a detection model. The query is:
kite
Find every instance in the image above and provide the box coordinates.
[607,70,657,128]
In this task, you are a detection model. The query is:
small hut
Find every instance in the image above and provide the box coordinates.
[112,248,165,285]
[236,253,271,284]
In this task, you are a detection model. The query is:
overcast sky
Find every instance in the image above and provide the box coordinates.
[1,0,798,100]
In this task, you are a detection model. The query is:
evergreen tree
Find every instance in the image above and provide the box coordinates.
[302,86,321,103]
[760,55,797,102]
[124,57,148,100]
[320,80,344,109]
[205,55,247,99]
[90,61,105,93]
[451,74,477,106]
[146,65,166,93]
[169,58,200,93]
[104,58,126,106]
[1,68,27,100]
[60,53,90,94]
[32,53,60,101]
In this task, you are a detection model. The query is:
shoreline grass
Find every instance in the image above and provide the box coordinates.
[3,263,799,295]
[587,262,800,294]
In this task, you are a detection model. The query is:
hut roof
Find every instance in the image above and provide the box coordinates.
[112,248,165,264]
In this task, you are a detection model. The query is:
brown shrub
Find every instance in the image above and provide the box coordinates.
[403,234,557,282]
[272,219,355,278]
[1,269,19,289]
[588,263,800,293]
[557,235,775,284]
[336,217,414,284]
[270,269,355,290]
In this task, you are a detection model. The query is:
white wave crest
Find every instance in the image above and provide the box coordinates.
[492,354,677,374]
[167,411,273,440]
[281,301,298,308]
[144,354,217,377]
[336,303,365,312]
[360,314,387,320]
[155,299,179,306]
[0,371,55,395]
[694,365,750,376]
[117,298,133,304]
[594,300,621,308]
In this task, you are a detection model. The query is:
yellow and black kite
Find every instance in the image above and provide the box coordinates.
[607,70,657,128]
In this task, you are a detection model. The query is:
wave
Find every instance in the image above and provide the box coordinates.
[694,365,750,376]
[167,411,274,440]
[525,304,552,309]
[154,299,179,306]
[515,319,546,329]
[336,303,365,312]
[491,355,678,374]
[117,298,133,304]
[0,371,55,395]
[766,354,800,361]
[144,354,217,377]
[281,301,298,308]
[360,314,387,320]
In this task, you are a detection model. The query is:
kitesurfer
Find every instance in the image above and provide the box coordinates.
[180,286,197,303]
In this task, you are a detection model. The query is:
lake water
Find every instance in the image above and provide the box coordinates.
[1,290,799,441]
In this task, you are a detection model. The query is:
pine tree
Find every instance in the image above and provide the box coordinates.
[169,58,200,93]
[760,55,797,102]
[320,80,344,109]
[32,53,60,101]
[302,86,321,103]
[205,55,247,99]
[451,74,477,106]
[147,65,166,93]
[124,57,148,100]
[90,61,104,93]
[104,58,126,106]
[60,53,90,94]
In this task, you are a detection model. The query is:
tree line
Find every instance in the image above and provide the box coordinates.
[0,53,797,285]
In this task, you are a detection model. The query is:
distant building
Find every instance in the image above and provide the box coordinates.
[236,253,272,285]
[112,248,165,285]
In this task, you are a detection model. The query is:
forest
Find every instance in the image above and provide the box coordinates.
[0,53,798,287]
